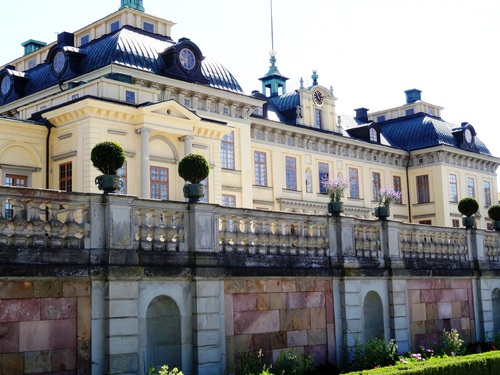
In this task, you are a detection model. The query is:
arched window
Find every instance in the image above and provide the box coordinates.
[369,128,378,142]
[363,291,384,342]
[492,288,500,334]
[146,296,182,369]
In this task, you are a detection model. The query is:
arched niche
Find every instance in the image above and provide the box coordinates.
[493,288,500,334]
[146,295,182,369]
[363,291,384,342]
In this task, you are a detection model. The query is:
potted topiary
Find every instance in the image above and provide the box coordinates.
[487,204,500,231]
[458,197,479,229]
[178,153,210,203]
[91,140,126,193]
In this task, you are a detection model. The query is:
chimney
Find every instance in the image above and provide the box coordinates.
[21,40,47,56]
[404,89,422,104]
[354,107,369,123]
[57,32,75,47]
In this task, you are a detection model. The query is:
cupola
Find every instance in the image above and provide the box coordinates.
[259,50,288,97]
[120,0,145,12]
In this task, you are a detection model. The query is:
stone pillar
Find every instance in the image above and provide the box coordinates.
[192,279,225,375]
[137,128,151,198]
[388,279,410,353]
[184,135,194,155]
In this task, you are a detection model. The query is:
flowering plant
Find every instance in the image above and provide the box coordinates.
[321,177,349,202]
[378,186,402,207]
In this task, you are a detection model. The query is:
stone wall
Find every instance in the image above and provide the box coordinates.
[0,280,90,375]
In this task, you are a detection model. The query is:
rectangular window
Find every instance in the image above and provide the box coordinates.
[487,223,493,231]
[416,175,430,204]
[349,167,359,198]
[467,177,475,198]
[150,166,168,200]
[452,219,460,228]
[71,94,79,100]
[419,220,432,225]
[484,181,492,207]
[126,90,136,103]
[377,115,386,122]
[449,174,458,202]
[222,194,236,207]
[372,172,381,201]
[80,34,90,45]
[285,156,297,190]
[117,162,127,194]
[318,162,329,194]
[221,131,235,169]
[393,175,402,204]
[27,58,36,69]
[5,174,28,219]
[315,109,322,129]
[254,151,267,186]
[110,20,120,32]
[59,162,72,192]
[184,98,191,107]
[143,21,154,33]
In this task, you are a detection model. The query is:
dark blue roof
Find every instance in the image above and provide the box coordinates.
[1,26,243,106]
[269,90,299,112]
[379,113,491,155]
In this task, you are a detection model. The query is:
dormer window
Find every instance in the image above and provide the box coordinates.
[406,108,414,116]
[377,115,385,122]
[369,128,378,142]
[110,20,120,32]
[143,22,154,33]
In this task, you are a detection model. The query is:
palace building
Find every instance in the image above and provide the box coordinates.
[0,0,498,228]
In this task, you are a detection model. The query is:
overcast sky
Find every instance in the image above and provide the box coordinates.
[2,0,499,183]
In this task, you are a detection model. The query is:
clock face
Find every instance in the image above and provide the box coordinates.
[53,51,66,74]
[464,128,473,144]
[178,48,196,70]
[1,75,11,96]
[313,90,324,105]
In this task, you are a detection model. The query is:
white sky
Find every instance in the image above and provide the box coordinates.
[2,0,499,182]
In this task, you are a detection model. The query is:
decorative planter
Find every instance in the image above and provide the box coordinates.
[183,183,205,203]
[328,201,343,217]
[493,221,500,232]
[462,216,476,229]
[95,174,123,193]
[374,206,390,221]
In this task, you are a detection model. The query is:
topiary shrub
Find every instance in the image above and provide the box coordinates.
[458,197,479,217]
[178,153,210,184]
[91,141,126,175]
[488,204,500,221]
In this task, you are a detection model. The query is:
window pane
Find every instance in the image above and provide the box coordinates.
[393,176,402,204]
[467,177,475,198]
[449,174,458,202]
[349,168,359,198]
[484,181,492,207]
[254,151,267,186]
[318,163,329,194]
[150,167,168,200]
[285,157,297,190]
[221,132,235,169]
[372,172,381,201]
[416,175,430,204]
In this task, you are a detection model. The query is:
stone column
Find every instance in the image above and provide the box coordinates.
[137,128,151,198]
[184,135,194,156]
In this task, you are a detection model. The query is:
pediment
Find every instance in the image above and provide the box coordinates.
[143,99,200,122]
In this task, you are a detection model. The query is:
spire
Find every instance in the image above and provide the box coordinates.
[120,0,145,12]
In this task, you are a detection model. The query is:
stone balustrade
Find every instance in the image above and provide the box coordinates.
[0,186,499,275]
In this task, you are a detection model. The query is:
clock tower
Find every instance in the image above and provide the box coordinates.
[120,0,145,12]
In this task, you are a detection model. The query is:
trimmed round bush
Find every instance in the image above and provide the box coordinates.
[91,141,126,175]
[458,197,479,217]
[488,204,500,221]
[178,153,210,184]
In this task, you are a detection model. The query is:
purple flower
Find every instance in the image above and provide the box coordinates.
[378,185,402,207]
[321,177,349,202]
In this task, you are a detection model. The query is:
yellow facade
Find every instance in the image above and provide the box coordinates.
[0,5,498,229]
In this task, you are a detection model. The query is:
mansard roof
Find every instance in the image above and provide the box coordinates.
[0,25,243,106]
[379,113,491,155]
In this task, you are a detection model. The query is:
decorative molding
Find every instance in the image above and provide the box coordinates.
[58,133,72,140]
[52,151,77,161]
[108,129,127,136]
[0,164,42,172]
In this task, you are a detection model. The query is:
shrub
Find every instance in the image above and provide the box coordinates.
[148,365,183,375]
[458,197,479,217]
[91,140,126,175]
[438,328,465,356]
[274,348,315,375]
[178,153,210,184]
[343,337,398,372]
[488,204,500,221]
[234,349,268,375]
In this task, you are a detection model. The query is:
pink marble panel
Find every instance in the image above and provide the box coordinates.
[455,288,469,302]
[234,310,279,335]
[306,344,328,366]
[407,279,431,290]
[420,289,441,303]
[430,279,447,290]
[325,292,334,324]
[0,299,40,322]
[0,281,33,299]
[451,279,471,289]
[281,280,296,293]
[41,298,77,320]
[437,302,452,319]
[51,348,76,371]
[263,280,281,293]
[441,289,456,302]
[0,322,19,352]
[285,292,325,309]
[233,294,257,312]
[19,319,76,351]
[287,329,308,347]
[225,294,234,336]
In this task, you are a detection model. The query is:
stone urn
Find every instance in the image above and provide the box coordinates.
[374,206,390,221]
[328,201,343,217]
